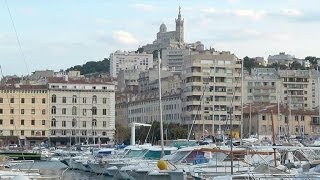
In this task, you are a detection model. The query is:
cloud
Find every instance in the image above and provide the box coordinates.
[281,9,303,17]
[133,3,154,12]
[229,9,266,20]
[201,8,217,14]
[18,7,38,16]
[112,30,138,45]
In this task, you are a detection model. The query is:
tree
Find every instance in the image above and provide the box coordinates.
[67,58,110,75]
[305,56,320,69]
[243,56,259,74]
[290,61,304,70]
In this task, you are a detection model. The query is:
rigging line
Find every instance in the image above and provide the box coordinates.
[4,0,30,75]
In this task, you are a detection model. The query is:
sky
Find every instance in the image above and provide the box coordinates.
[1,0,320,75]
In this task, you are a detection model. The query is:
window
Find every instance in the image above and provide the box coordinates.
[62,121,66,127]
[62,130,66,135]
[51,95,56,103]
[51,119,56,127]
[103,109,107,115]
[72,130,76,135]
[72,119,77,127]
[10,98,14,103]
[103,98,107,104]
[31,130,34,136]
[92,95,97,104]
[42,131,45,136]
[0,98,3,103]
[92,119,97,127]
[10,119,14,125]
[62,108,66,115]
[0,119,2,125]
[262,115,266,120]
[42,109,46,115]
[295,116,299,121]
[42,98,46,104]
[72,106,77,115]
[83,109,87,116]
[31,120,35,125]
[0,109,2,114]
[103,121,107,127]
[42,120,45,125]
[10,130,14,136]
[32,98,35,103]
[92,107,97,115]
[301,116,305,121]
[21,119,24,125]
[72,95,77,103]
[82,121,86,127]
[51,106,56,114]
[10,108,14,114]
[31,109,35,114]
[21,109,24,114]
[21,98,25,103]
[62,97,66,103]
[21,130,24,136]
[51,130,56,135]
[83,97,86,103]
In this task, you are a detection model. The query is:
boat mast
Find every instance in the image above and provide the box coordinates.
[158,51,165,158]
[240,58,244,145]
[271,110,277,167]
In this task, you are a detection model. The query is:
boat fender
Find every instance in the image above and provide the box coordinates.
[157,160,168,170]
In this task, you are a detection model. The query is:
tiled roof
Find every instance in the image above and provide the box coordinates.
[47,77,113,85]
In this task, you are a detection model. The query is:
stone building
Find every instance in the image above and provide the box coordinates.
[243,103,318,139]
[48,76,115,145]
[0,85,49,147]
[109,51,153,78]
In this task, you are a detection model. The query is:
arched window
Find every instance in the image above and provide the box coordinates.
[72,95,77,103]
[72,106,77,115]
[92,107,97,115]
[92,119,97,127]
[51,118,56,127]
[51,95,56,103]
[51,106,56,114]
[72,119,77,127]
[92,95,97,104]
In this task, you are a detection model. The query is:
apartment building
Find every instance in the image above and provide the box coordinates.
[243,103,317,139]
[181,50,242,136]
[48,77,115,145]
[278,70,314,109]
[0,85,49,147]
[109,50,153,78]
[244,68,281,104]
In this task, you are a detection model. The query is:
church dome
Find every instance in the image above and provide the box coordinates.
[159,23,167,33]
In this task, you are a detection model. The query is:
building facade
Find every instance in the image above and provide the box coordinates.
[181,50,242,136]
[243,103,317,139]
[0,85,49,147]
[48,77,115,145]
[109,51,153,78]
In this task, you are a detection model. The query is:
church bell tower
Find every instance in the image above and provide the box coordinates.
[175,6,184,43]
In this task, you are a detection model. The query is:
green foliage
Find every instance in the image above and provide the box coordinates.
[290,61,305,70]
[267,62,288,70]
[305,56,320,69]
[243,56,260,74]
[67,58,110,75]
[117,122,189,145]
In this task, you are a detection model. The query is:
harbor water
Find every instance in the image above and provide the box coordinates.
[10,161,114,180]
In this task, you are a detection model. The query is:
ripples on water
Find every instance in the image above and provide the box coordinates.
[10,161,114,180]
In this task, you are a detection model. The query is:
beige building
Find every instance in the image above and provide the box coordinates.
[181,50,242,136]
[48,77,115,145]
[0,85,49,147]
[243,103,318,139]
[244,68,281,104]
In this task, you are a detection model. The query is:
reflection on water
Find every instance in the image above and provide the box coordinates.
[10,161,114,180]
